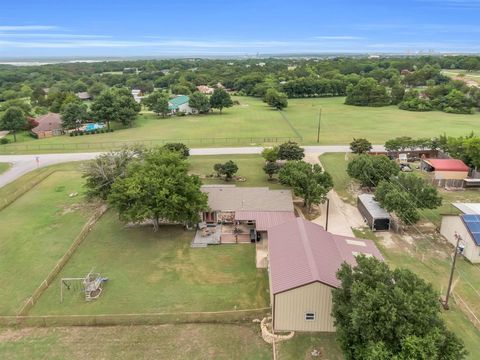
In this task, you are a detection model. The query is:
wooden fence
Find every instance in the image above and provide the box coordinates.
[16,205,109,316]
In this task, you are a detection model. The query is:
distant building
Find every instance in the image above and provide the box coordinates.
[268,218,383,332]
[131,89,143,103]
[196,85,214,94]
[76,92,91,101]
[168,95,194,114]
[440,203,480,263]
[31,113,63,138]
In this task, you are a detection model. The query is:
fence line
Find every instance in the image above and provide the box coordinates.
[1,307,271,327]
[0,169,56,211]
[16,205,109,317]
[0,136,302,153]
[277,111,303,140]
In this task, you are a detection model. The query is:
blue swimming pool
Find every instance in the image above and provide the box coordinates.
[84,123,106,132]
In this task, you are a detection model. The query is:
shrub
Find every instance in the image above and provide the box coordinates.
[69,132,74,137]
[0,138,10,144]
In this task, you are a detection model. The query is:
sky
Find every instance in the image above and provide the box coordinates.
[0,0,480,58]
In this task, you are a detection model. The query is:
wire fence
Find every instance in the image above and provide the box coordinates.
[1,308,271,327]
[0,136,302,153]
[16,205,109,316]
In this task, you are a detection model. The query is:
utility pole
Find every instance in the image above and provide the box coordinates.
[316,108,322,143]
[441,233,463,310]
[325,198,330,231]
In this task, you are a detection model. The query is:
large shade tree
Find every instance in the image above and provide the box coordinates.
[209,88,233,113]
[91,88,140,129]
[189,92,211,113]
[60,102,88,130]
[279,160,333,211]
[142,90,169,117]
[332,256,466,360]
[0,106,27,142]
[347,154,400,188]
[108,148,208,231]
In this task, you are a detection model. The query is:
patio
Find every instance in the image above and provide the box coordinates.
[191,223,254,247]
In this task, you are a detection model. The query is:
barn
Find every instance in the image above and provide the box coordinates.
[357,193,390,231]
[421,158,469,180]
[268,218,383,332]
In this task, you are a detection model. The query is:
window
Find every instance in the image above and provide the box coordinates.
[305,312,315,321]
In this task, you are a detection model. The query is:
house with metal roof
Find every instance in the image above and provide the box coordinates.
[357,193,390,231]
[268,218,383,332]
[441,203,480,263]
[421,158,469,180]
[168,95,194,114]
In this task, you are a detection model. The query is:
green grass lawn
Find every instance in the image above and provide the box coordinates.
[442,69,480,85]
[318,152,355,204]
[277,332,343,360]
[0,169,91,315]
[0,162,11,174]
[3,96,480,153]
[0,324,272,360]
[32,210,269,315]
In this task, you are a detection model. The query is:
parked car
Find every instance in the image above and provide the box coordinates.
[400,163,412,172]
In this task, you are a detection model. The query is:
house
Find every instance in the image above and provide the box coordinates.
[131,89,143,103]
[440,203,480,263]
[357,194,390,231]
[168,95,194,114]
[194,185,295,245]
[196,85,214,94]
[268,218,383,332]
[76,92,91,101]
[30,113,63,138]
[421,158,469,180]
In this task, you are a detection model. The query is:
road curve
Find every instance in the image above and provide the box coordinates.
[0,145,385,188]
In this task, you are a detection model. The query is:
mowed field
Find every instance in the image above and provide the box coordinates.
[442,69,480,86]
[2,96,480,153]
[0,169,90,315]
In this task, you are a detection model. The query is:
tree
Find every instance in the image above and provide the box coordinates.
[345,78,391,107]
[142,91,169,117]
[277,141,304,161]
[332,256,466,360]
[162,143,190,158]
[347,154,399,188]
[213,160,238,180]
[108,148,208,232]
[390,83,405,105]
[91,88,140,129]
[350,138,372,154]
[0,107,27,142]
[261,147,279,162]
[60,102,88,130]
[83,146,146,200]
[375,173,442,224]
[263,161,281,180]
[209,88,233,113]
[441,89,475,114]
[189,92,211,113]
[264,88,288,109]
[279,161,333,211]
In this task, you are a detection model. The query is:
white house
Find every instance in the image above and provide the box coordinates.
[168,95,194,114]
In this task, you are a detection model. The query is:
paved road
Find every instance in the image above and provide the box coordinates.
[0,145,385,188]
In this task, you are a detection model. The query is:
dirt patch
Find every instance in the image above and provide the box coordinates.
[0,327,49,342]
[377,232,396,249]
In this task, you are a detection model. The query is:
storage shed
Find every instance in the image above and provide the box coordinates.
[421,159,469,180]
[268,218,383,332]
[357,194,390,231]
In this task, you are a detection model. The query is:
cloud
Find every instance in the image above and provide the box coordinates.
[0,25,59,31]
[0,33,111,39]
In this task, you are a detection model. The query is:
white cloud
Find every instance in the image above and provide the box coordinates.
[0,25,59,31]
[0,33,111,39]
[313,36,365,40]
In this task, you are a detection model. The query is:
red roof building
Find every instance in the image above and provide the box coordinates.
[421,158,469,180]
[268,218,383,332]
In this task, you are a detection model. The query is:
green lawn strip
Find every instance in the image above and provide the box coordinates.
[0,324,272,360]
[318,153,355,204]
[276,332,344,360]
[31,210,269,315]
[0,162,11,174]
[352,227,480,360]
[0,170,91,315]
[189,154,285,189]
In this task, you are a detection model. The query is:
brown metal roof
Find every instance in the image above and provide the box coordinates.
[201,185,294,212]
[31,113,62,134]
[268,218,383,294]
[235,211,296,231]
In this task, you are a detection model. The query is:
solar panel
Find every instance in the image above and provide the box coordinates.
[462,215,480,246]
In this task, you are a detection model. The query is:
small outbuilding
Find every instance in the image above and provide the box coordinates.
[30,113,63,138]
[168,95,194,114]
[421,158,469,180]
[440,203,480,263]
[357,194,390,231]
[268,218,383,332]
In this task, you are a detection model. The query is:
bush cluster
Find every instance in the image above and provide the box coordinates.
[69,128,114,136]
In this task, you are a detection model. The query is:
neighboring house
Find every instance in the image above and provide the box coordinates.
[421,158,469,180]
[76,92,91,101]
[168,95,194,114]
[268,218,383,332]
[194,185,295,245]
[196,85,214,94]
[440,203,480,263]
[131,89,143,103]
[357,194,390,231]
[30,113,63,138]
